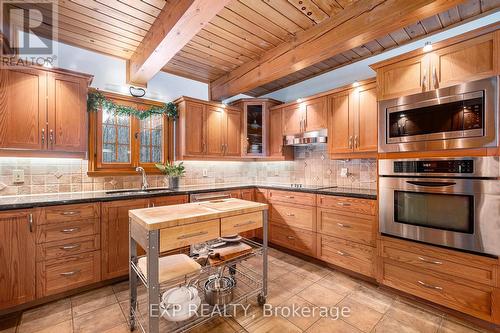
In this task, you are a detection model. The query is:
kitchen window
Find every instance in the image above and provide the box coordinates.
[88,91,172,176]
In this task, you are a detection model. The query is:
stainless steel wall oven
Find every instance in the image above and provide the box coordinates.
[379,157,500,256]
[378,76,498,152]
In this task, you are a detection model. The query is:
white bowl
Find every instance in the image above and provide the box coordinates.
[160,295,201,322]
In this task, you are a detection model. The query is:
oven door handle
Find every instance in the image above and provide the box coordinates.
[406,181,456,187]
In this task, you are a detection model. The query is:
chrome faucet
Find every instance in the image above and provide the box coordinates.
[135,167,149,191]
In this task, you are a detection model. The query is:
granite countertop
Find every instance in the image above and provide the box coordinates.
[0,183,377,211]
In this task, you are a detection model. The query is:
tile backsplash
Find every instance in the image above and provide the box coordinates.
[0,146,376,196]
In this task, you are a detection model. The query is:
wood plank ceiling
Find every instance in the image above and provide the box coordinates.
[10,0,500,97]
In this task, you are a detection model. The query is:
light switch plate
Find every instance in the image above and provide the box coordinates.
[13,169,25,183]
[340,168,349,178]
[202,169,208,177]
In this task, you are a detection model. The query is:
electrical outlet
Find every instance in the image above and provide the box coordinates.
[202,169,208,177]
[13,169,24,183]
[274,169,279,176]
[340,168,349,178]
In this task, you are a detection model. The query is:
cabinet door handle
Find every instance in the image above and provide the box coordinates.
[28,213,34,233]
[41,128,45,144]
[60,244,81,250]
[286,235,295,240]
[348,136,353,149]
[418,256,443,265]
[279,145,283,153]
[336,250,349,256]
[177,231,208,240]
[432,66,438,89]
[285,213,295,217]
[60,227,80,234]
[285,195,295,199]
[422,68,428,89]
[337,223,351,228]
[49,129,54,144]
[337,202,351,207]
[234,221,255,228]
[417,280,443,290]
[60,270,81,277]
[303,116,307,131]
[202,142,206,153]
[354,135,358,148]
[61,211,80,216]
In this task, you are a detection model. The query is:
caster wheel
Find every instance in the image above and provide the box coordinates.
[257,294,267,306]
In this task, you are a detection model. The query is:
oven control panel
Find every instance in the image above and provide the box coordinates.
[394,160,474,174]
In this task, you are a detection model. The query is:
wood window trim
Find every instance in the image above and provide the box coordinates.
[88,90,173,176]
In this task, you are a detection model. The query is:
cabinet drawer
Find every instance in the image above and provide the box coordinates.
[270,223,316,256]
[38,203,100,224]
[317,234,374,277]
[150,195,188,207]
[268,189,316,206]
[159,219,220,252]
[317,208,375,246]
[36,251,101,297]
[37,219,99,244]
[270,203,315,231]
[318,195,376,215]
[383,262,492,321]
[381,238,496,286]
[37,235,100,261]
[221,211,263,236]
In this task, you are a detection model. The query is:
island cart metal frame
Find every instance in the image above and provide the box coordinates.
[128,210,268,333]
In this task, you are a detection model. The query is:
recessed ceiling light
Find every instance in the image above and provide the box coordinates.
[423,41,433,52]
[352,81,359,87]
[297,98,303,103]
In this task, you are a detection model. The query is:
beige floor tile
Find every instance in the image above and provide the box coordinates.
[113,281,147,302]
[18,299,72,333]
[305,317,363,333]
[384,300,443,333]
[278,295,322,331]
[271,257,302,272]
[293,262,330,282]
[73,303,126,333]
[297,283,345,308]
[268,261,294,281]
[189,317,242,333]
[34,320,73,333]
[71,286,118,317]
[231,299,264,328]
[438,318,489,333]
[272,273,315,295]
[246,314,302,333]
[372,316,421,333]
[267,281,295,306]
[100,323,131,333]
[317,272,361,296]
[338,297,384,332]
[348,285,394,314]
[279,254,308,269]
[268,248,287,262]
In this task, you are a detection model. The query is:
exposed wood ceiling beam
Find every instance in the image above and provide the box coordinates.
[210,0,467,100]
[127,0,231,86]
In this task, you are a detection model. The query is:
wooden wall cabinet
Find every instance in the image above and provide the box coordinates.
[0,66,91,157]
[176,97,241,160]
[0,210,36,310]
[327,80,377,158]
[282,97,327,134]
[373,29,499,100]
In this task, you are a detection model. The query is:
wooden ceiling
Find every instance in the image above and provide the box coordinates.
[9,0,500,98]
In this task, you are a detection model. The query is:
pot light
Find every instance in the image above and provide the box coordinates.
[352,81,359,87]
[296,98,303,103]
[423,41,433,52]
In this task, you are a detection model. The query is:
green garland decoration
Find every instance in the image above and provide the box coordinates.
[87,91,177,120]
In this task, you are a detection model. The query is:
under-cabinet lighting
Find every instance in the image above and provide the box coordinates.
[423,41,433,52]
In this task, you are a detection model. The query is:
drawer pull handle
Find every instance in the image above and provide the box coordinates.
[337,202,351,207]
[177,231,208,240]
[417,280,443,290]
[28,213,34,233]
[60,227,80,233]
[418,257,442,265]
[60,270,81,277]
[337,223,351,228]
[336,250,349,256]
[285,213,295,217]
[234,221,255,227]
[60,244,81,250]
[285,196,295,199]
[286,236,295,240]
[62,211,80,216]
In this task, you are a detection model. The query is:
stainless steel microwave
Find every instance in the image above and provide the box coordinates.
[378,76,498,153]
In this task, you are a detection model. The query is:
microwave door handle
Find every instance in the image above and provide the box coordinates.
[406,181,457,187]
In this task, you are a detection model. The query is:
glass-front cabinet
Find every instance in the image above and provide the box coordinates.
[89,92,170,175]
[230,98,282,157]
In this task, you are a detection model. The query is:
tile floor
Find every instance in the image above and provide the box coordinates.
[0,248,495,333]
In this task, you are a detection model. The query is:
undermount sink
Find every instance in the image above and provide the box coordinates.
[105,188,172,195]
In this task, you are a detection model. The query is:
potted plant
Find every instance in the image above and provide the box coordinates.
[155,161,186,189]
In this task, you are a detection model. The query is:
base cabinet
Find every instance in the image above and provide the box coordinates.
[0,210,36,310]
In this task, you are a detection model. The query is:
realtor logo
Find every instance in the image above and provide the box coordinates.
[1,0,57,66]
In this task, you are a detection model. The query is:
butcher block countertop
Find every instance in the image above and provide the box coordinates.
[129,198,268,230]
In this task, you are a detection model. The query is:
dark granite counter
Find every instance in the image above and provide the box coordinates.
[0,183,376,211]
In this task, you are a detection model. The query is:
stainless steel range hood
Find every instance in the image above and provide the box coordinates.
[284,129,327,146]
